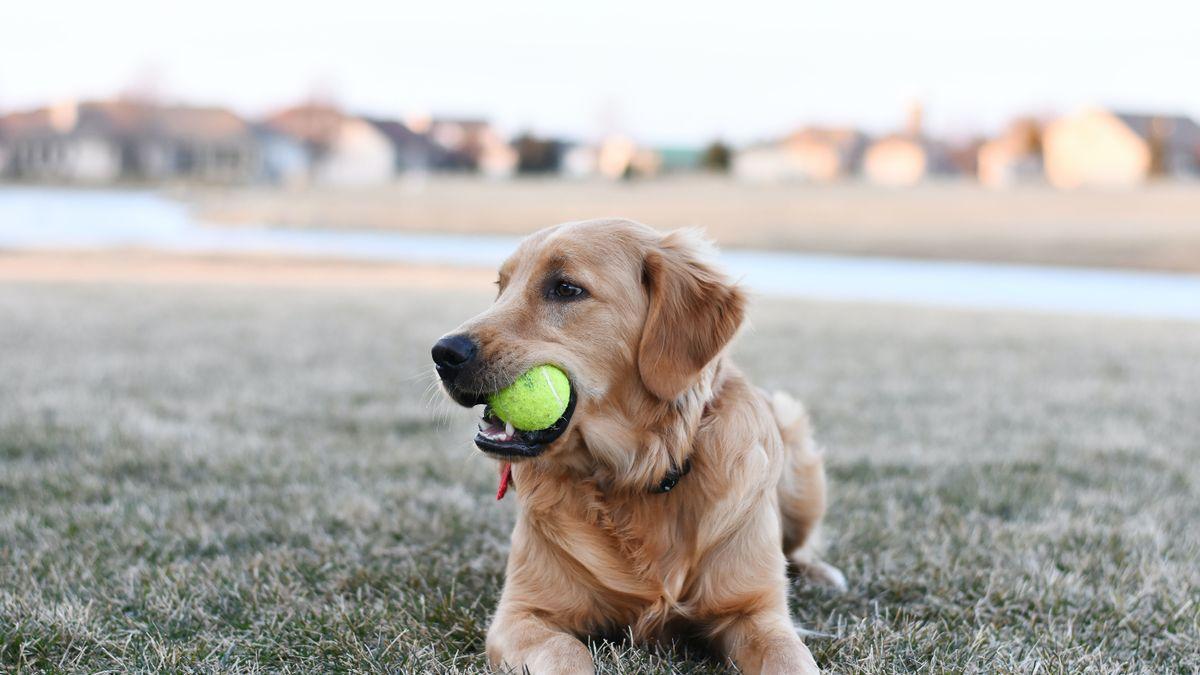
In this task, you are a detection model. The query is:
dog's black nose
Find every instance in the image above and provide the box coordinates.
[432,334,477,377]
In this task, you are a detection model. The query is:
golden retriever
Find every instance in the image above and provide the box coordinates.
[433,219,844,674]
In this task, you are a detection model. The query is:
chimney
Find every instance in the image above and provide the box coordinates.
[905,101,924,137]
[49,99,79,133]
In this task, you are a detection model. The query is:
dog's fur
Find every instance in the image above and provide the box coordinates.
[435,219,843,674]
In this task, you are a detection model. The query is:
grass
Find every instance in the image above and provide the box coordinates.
[2,282,1198,673]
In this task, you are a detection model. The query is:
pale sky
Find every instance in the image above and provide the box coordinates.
[3,0,1198,145]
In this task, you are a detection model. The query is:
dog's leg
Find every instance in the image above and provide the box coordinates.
[771,391,847,592]
[714,609,820,675]
[486,607,593,675]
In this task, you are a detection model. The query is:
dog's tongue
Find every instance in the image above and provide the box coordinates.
[496,462,513,500]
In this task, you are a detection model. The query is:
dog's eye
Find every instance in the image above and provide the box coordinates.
[551,280,585,299]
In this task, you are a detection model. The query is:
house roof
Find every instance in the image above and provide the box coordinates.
[366,118,433,150]
[986,117,1042,155]
[264,104,346,147]
[784,126,866,149]
[0,101,150,138]
[1114,113,1200,148]
[736,127,867,157]
[0,100,251,142]
[0,108,55,135]
[77,100,157,136]
[155,106,251,141]
[869,132,940,150]
[430,117,489,130]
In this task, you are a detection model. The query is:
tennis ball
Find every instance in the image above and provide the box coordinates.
[487,365,571,431]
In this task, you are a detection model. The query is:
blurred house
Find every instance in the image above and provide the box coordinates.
[367,118,443,174]
[862,134,955,186]
[977,118,1043,188]
[557,136,658,179]
[596,135,660,179]
[0,101,124,182]
[732,142,801,182]
[862,103,957,187]
[147,105,260,183]
[266,105,395,186]
[944,137,984,178]
[560,144,599,178]
[419,117,516,177]
[657,147,703,174]
[1043,108,1200,188]
[0,100,258,183]
[251,124,310,186]
[733,127,866,182]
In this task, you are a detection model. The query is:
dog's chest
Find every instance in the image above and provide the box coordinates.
[544,488,697,614]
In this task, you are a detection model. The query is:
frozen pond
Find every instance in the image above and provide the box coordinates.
[2,186,1199,321]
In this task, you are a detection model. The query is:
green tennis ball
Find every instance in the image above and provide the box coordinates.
[487,365,571,431]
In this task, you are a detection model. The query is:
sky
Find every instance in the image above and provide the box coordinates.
[3,0,1198,145]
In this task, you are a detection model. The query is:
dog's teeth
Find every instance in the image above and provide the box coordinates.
[505,421,514,437]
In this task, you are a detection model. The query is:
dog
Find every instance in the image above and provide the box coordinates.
[433,219,844,674]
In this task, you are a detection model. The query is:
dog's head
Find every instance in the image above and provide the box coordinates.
[432,219,745,468]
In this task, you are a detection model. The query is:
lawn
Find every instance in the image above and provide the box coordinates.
[2,282,1198,673]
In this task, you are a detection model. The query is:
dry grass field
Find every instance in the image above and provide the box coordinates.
[184,178,1200,273]
[2,278,1199,672]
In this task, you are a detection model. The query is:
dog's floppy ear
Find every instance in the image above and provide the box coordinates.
[638,229,746,401]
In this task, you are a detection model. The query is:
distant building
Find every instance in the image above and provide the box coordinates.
[560,144,599,178]
[977,118,1043,188]
[733,143,805,182]
[146,105,260,183]
[862,134,955,186]
[657,147,703,174]
[367,118,442,173]
[415,117,516,177]
[266,105,395,186]
[0,101,128,183]
[557,136,657,179]
[251,124,310,186]
[861,102,957,187]
[320,118,396,186]
[594,135,660,179]
[0,100,258,183]
[944,137,984,178]
[1043,108,1200,188]
[733,127,866,182]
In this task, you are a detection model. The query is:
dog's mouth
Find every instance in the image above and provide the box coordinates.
[473,390,577,459]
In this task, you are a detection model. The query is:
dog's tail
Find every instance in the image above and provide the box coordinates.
[770,390,817,459]
[770,390,848,591]
[769,390,826,554]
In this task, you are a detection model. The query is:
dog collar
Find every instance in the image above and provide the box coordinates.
[495,459,693,500]
[652,459,692,494]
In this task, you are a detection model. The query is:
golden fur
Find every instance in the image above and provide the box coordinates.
[437,219,844,674]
